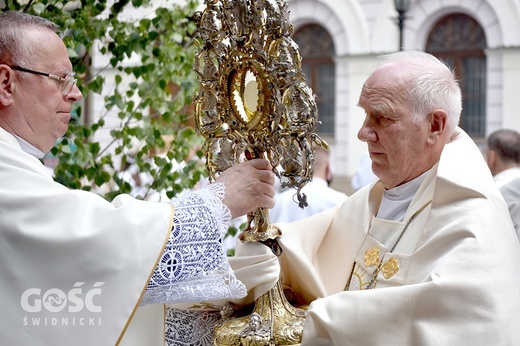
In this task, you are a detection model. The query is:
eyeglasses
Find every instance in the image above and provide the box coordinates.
[9,66,77,96]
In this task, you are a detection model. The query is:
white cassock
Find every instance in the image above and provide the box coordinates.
[493,167,520,188]
[499,176,520,241]
[0,127,245,346]
[171,128,520,345]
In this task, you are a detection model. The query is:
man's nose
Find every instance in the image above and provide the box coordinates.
[66,84,83,102]
[358,123,377,142]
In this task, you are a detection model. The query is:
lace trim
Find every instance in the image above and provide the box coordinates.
[142,183,245,305]
[165,307,221,346]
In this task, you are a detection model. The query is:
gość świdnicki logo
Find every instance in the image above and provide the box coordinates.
[21,282,104,327]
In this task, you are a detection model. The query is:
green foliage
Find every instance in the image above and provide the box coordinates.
[225,223,240,257]
[3,0,207,201]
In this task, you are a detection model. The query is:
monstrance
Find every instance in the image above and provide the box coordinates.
[193,0,327,344]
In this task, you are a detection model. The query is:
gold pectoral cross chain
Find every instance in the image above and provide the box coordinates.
[364,248,399,289]
[363,202,431,289]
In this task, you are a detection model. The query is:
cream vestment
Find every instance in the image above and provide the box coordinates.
[0,127,245,346]
[171,128,520,345]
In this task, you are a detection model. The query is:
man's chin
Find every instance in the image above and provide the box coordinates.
[371,163,384,176]
[56,123,69,137]
[50,131,67,148]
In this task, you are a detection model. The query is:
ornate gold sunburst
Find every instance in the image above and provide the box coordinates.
[193,0,328,344]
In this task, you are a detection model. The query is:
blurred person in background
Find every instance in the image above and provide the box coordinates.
[270,146,348,223]
[486,128,520,188]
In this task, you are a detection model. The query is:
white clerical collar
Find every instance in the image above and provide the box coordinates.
[376,169,431,222]
[12,134,46,159]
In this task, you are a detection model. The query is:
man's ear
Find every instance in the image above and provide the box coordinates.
[0,65,14,106]
[486,149,497,170]
[427,109,448,144]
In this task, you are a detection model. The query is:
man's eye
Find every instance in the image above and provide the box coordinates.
[377,116,393,125]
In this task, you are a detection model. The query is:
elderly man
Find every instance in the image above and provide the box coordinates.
[0,11,276,345]
[193,50,520,345]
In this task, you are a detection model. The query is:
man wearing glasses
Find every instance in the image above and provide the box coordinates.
[10,65,77,93]
[0,10,276,345]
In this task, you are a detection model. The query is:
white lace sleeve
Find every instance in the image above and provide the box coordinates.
[141,183,246,305]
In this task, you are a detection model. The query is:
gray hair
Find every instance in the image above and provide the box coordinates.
[380,50,462,133]
[0,11,58,69]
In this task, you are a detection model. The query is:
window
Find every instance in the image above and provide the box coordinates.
[426,14,487,137]
[292,24,336,137]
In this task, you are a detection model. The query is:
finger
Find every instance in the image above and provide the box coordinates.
[248,158,272,171]
[258,170,275,185]
[258,183,275,206]
[262,184,276,199]
[258,193,275,209]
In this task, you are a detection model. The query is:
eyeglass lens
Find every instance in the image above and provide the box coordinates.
[62,76,77,95]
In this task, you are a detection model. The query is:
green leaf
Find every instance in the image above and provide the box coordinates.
[32,2,46,14]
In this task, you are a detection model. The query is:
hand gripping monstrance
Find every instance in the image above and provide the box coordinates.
[193,0,327,344]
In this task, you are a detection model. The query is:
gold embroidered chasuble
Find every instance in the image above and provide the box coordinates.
[229,128,520,345]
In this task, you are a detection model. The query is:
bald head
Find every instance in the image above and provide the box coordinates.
[357,51,462,188]
[372,50,462,135]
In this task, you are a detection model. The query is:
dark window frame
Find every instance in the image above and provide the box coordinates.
[426,13,487,137]
[292,24,336,137]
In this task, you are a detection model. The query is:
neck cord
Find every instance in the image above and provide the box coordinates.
[364,201,432,290]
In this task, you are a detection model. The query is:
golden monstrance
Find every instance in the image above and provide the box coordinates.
[193,0,327,344]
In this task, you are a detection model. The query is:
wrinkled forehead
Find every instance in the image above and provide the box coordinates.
[358,63,411,113]
[366,62,410,89]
